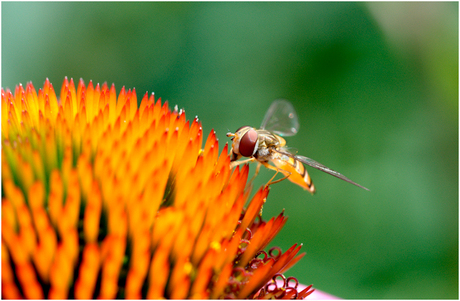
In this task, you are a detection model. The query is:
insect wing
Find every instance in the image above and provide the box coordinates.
[260,99,299,137]
[294,155,370,191]
[274,149,369,191]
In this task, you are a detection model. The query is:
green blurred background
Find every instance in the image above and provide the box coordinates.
[2,2,458,299]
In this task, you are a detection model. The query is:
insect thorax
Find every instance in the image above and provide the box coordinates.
[254,147,271,162]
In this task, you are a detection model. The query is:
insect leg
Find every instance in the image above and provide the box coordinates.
[260,162,292,187]
[246,162,263,186]
[229,157,256,169]
[254,162,262,177]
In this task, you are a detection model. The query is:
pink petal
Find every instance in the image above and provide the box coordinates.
[304,287,340,300]
[275,279,340,300]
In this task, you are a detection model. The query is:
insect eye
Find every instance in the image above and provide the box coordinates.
[235,125,250,133]
[239,129,258,157]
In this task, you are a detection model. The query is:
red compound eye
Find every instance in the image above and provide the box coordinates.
[239,129,258,157]
[235,125,250,133]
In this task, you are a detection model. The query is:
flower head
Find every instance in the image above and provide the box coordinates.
[1,78,314,299]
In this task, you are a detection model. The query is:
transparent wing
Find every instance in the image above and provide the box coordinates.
[260,99,299,137]
[295,155,369,191]
[275,149,369,191]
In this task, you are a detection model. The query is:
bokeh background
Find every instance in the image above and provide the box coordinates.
[2,2,458,299]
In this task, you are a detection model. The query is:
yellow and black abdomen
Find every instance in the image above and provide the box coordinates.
[271,153,315,194]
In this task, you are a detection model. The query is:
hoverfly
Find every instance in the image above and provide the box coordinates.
[226,99,369,193]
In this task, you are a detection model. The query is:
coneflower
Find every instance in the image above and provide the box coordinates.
[1,78,314,299]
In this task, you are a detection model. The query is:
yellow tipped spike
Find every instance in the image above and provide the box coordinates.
[2,78,309,299]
